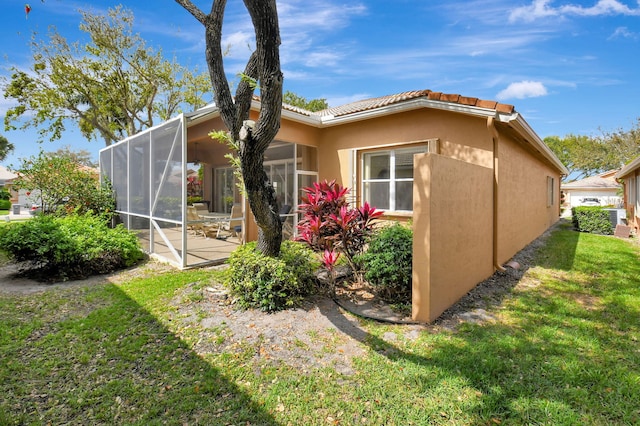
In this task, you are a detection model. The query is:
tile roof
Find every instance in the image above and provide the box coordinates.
[0,165,17,181]
[562,170,621,189]
[283,89,515,117]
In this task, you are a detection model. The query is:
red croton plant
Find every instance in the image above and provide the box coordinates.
[296,180,383,278]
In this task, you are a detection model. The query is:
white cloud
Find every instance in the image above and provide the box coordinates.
[509,0,640,22]
[496,81,548,100]
[608,26,639,39]
[277,1,367,32]
[303,51,344,68]
[509,0,558,22]
[560,0,640,17]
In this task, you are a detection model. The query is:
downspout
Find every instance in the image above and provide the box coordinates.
[487,116,507,273]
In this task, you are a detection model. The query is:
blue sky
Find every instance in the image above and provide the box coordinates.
[1,0,639,167]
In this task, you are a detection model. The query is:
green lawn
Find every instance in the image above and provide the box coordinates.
[1,225,639,425]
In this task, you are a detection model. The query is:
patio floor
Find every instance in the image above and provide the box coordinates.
[137,225,242,268]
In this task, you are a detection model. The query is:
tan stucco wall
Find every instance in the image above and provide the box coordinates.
[495,135,561,265]
[412,153,494,322]
[316,109,493,206]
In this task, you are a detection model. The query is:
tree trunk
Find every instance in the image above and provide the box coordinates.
[239,123,282,256]
[176,0,284,257]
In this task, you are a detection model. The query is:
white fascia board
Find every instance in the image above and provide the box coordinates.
[184,104,220,126]
[507,115,569,176]
[616,156,640,179]
[280,108,323,126]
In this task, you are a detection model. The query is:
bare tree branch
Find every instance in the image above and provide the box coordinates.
[173,0,208,24]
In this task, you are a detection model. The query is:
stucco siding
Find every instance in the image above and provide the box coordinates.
[317,109,494,200]
[276,117,322,147]
[496,135,561,265]
[412,153,494,322]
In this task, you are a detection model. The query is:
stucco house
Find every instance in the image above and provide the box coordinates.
[100,89,567,322]
[0,165,19,203]
[561,170,622,210]
[616,156,640,232]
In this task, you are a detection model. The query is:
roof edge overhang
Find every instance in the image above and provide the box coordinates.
[177,97,568,176]
[616,156,640,179]
[503,114,569,176]
[185,103,220,126]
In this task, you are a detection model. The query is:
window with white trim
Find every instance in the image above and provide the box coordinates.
[361,145,427,212]
[547,176,555,207]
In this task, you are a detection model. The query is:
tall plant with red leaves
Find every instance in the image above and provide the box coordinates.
[296,180,383,275]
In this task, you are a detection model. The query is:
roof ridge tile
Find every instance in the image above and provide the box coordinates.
[276,89,514,117]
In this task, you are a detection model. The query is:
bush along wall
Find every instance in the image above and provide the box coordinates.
[572,206,613,235]
[357,222,413,304]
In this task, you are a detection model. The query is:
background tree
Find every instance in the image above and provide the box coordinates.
[283,91,328,112]
[544,134,605,181]
[176,0,284,257]
[2,6,212,147]
[600,118,640,170]
[0,135,15,162]
[47,145,97,168]
[11,152,114,217]
[545,120,640,181]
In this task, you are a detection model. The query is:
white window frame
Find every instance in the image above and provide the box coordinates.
[360,143,428,213]
[628,176,636,205]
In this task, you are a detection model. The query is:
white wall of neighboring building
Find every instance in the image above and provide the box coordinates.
[565,189,622,208]
[17,189,41,208]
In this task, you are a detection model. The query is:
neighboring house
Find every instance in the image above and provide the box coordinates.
[616,156,640,232]
[1,164,100,213]
[561,170,622,210]
[0,165,18,203]
[100,89,567,322]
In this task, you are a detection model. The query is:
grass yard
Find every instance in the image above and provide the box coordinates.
[1,223,639,425]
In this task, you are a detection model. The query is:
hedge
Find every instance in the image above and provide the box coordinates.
[572,206,613,235]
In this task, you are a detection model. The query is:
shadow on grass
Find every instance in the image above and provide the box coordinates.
[316,225,640,424]
[0,282,278,425]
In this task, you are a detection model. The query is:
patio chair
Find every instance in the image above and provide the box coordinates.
[279,204,294,240]
[217,203,243,242]
[187,205,219,238]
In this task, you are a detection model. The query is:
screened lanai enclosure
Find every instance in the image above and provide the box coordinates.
[100,107,318,268]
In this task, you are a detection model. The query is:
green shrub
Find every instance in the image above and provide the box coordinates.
[0,189,10,200]
[0,199,10,210]
[572,206,613,235]
[187,196,203,205]
[223,240,320,312]
[359,223,413,304]
[0,213,144,280]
